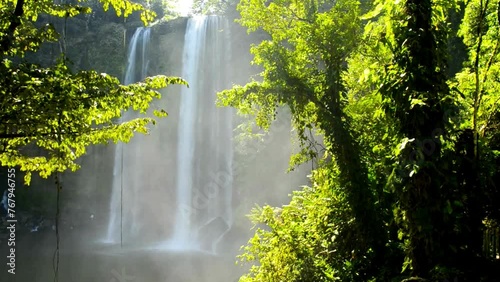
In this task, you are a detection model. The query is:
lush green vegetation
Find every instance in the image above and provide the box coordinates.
[0,0,185,183]
[2,0,500,280]
[218,0,500,281]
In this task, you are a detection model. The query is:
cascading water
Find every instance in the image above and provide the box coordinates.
[105,18,233,251]
[10,14,312,282]
[123,27,151,85]
[106,27,151,244]
[169,16,233,251]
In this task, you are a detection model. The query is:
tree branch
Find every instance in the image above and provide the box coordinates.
[0,0,27,54]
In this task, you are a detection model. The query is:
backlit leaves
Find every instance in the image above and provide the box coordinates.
[0,0,186,183]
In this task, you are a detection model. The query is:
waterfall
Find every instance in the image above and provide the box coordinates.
[106,27,151,244]
[105,18,233,252]
[124,27,151,85]
[169,16,233,251]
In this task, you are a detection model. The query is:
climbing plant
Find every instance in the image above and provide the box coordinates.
[221,0,500,281]
[218,0,389,280]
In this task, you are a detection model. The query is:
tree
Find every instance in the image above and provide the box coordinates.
[378,0,500,278]
[218,0,389,280]
[191,0,239,15]
[375,0,456,277]
[239,165,349,282]
[222,0,500,281]
[453,0,500,267]
[0,0,186,183]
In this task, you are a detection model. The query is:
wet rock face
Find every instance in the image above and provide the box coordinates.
[149,17,188,78]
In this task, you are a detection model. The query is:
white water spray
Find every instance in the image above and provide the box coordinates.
[169,16,233,251]
[105,18,233,252]
[106,27,151,244]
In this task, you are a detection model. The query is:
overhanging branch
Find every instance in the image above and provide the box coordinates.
[0,0,27,54]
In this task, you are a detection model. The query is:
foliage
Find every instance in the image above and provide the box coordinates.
[0,0,186,183]
[219,0,390,280]
[239,165,347,282]
[191,0,239,15]
[453,0,500,261]
[220,0,500,281]
[374,0,458,277]
[455,0,500,140]
[144,0,179,21]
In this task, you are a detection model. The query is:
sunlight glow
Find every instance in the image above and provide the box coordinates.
[175,0,194,16]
